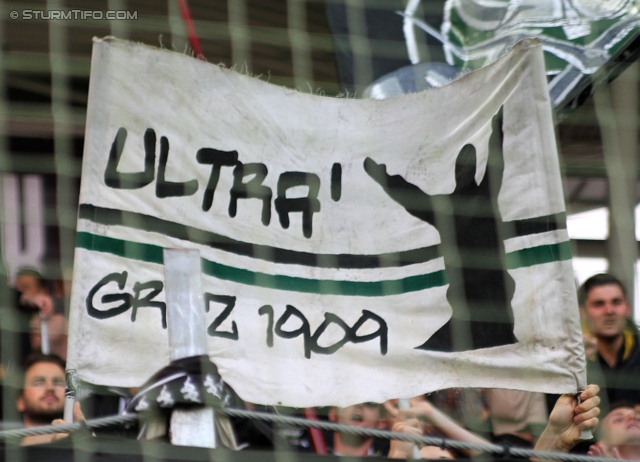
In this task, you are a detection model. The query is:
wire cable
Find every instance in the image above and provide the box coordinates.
[0,407,616,462]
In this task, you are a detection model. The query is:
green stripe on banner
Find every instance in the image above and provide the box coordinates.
[75,232,446,296]
[76,232,572,295]
[76,231,164,264]
[504,241,572,269]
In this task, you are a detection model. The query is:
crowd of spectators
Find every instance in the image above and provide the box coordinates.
[2,268,640,459]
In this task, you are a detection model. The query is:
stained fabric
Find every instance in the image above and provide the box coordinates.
[68,37,584,408]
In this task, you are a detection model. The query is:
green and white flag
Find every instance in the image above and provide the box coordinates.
[442,0,640,108]
[69,37,585,407]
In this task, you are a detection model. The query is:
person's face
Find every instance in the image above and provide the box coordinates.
[17,362,65,424]
[602,407,640,448]
[334,403,382,429]
[16,274,42,298]
[581,284,631,339]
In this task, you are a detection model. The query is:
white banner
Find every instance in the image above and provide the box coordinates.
[69,37,585,407]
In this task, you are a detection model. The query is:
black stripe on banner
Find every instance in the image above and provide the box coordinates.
[75,231,572,295]
[78,203,441,269]
[509,213,567,237]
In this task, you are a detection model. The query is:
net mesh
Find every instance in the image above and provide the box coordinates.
[0,0,637,457]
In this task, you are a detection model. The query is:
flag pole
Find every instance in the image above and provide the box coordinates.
[39,314,50,354]
[176,0,205,60]
[398,398,421,459]
[163,248,217,448]
[63,369,77,422]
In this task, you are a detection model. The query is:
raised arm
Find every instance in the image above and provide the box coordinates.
[385,397,490,457]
